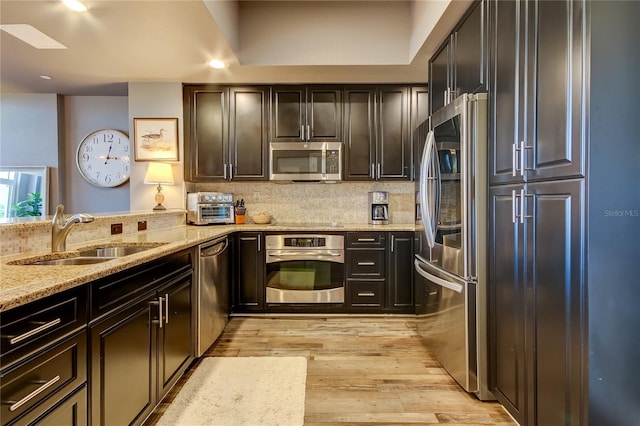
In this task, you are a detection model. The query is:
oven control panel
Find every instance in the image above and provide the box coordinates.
[266,234,344,251]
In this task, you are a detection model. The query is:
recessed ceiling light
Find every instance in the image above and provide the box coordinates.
[0,24,67,49]
[40,75,53,80]
[208,59,226,69]
[61,0,87,12]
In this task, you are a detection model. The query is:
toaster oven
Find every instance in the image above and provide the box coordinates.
[187,192,235,225]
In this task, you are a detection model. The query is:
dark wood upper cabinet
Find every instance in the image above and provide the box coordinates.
[270,86,342,143]
[229,86,269,180]
[344,86,413,181]
[430,0,486,116]
[343,87,376,180]
[184,85,268,181]
[183,86,228,181]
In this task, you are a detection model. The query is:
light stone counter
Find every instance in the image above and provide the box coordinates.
[0,223,414,312]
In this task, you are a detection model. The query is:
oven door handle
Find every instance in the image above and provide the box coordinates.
[266,251,344,263]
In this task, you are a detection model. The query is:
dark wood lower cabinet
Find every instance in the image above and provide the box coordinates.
[387,232,414,313]
[233,232,264,312]
[89,254,193,426]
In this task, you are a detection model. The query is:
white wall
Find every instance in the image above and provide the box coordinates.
[128,83,185,212]
[64,96,130,213]
[0,93,62,214]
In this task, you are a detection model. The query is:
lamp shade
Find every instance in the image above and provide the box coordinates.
[144,162,174,185]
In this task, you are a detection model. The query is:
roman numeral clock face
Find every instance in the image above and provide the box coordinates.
[76,129,131,187]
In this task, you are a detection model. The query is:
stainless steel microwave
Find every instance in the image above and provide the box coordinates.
[269,141,342,181]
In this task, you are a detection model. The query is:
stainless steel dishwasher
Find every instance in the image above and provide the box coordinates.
[195,236,230,356]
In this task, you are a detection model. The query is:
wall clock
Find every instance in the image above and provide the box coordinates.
[76,129,131,187]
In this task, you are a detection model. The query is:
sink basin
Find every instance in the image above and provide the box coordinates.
[26,257,113,266]
[78,246,158,258]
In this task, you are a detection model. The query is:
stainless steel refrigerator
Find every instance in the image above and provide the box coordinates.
[413,93,493,400]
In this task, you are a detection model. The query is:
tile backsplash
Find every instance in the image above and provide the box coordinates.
[0,211,185,256]
[191,181,416,225]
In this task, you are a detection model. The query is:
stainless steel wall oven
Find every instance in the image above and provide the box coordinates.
[265,234,344,303]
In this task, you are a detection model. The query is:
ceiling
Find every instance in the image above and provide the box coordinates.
[0,0,470,96]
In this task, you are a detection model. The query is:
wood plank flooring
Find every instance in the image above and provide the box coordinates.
[147,316,515,425]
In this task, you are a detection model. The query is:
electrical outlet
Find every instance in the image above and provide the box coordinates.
[110,223,123,235]
[137,221,147,231]
[254,191,261,201]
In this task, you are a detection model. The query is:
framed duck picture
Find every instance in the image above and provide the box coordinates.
[134,117,179,161]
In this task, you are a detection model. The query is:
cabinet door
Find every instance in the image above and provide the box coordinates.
[454,0,485,97]
[184,86,229,181]
[525,0,585,181]
[377,86,410,180]
[229,86,269,180]
[488,184,526,425]
[526,179,584,426]
[488,0,525,185]
[344,88,376,180]
[157,276,192,398]
[234,233,265,311]
[90,302,156,426]
[270,86,305,142]
[429,39,451,115]
[387,232,414,312]
[307,86,342,142]
[410,86,430,181]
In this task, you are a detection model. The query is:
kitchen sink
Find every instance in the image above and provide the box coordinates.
[78,245,161,258]
[8,243,166,266]
[28,257,114,266]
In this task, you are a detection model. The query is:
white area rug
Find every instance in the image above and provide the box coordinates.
[157,357,307,426]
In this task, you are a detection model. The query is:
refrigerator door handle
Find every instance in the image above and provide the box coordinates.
[420,130,437,248]
[414,258,464,293]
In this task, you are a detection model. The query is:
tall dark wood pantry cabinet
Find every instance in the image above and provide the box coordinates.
[487,0,640,424]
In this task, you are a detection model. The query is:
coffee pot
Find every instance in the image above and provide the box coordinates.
[368,191,389,225]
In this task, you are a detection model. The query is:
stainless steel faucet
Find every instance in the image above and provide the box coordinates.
[51,204,95,252]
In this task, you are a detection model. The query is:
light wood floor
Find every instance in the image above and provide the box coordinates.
[147,316,515,425]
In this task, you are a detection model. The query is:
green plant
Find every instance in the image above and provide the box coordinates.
[12,192,42,217]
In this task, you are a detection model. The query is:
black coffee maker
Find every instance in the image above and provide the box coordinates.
[369,191,389,225]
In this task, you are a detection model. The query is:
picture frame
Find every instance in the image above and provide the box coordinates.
[133,118,179,161]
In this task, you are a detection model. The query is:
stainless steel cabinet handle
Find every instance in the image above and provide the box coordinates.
[301,125,305,141]
[165,293,169,324]
[307,125,311,140]
[391,234,395,253]
[357,292,376,297]
[357,238,376,242]
[5,375,61,412]
[357,261,376,266]
[444,89,449,105]
[377,163,381,179]
[512,143,518,176]
[229,163,233,180]
[158,296,164,328]
[519,141,533,175]
[9,318,62,345]
[519,189,533,224]
[370,163,375,179]
[257,234,261,252]
[223,163,228,180]
[511,189,518,224]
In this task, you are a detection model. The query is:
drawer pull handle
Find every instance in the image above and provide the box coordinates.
[357,238,376,242]
[357,292,376,297]
[357,262,376,266]
[4,375,61,412]
[9,318,62,345]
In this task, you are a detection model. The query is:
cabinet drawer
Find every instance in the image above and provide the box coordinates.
[0,332,87,425]
[0,286,87,368]
[346,232,385,248]
[346,251,385,278]
[11,385,87,426]
[90,250,192,321]
[348,281,384,307]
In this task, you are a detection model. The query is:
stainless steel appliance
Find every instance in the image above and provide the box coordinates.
[368,191,389,225]
[269,141,342,181]
[414,93,493,400]
[194,236,230,356]
[265,234,344,303]
[187,192,235,225]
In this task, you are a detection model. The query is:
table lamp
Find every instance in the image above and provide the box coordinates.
[144,162,174,211]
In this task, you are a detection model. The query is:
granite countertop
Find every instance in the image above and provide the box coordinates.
[0,223,415,313]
